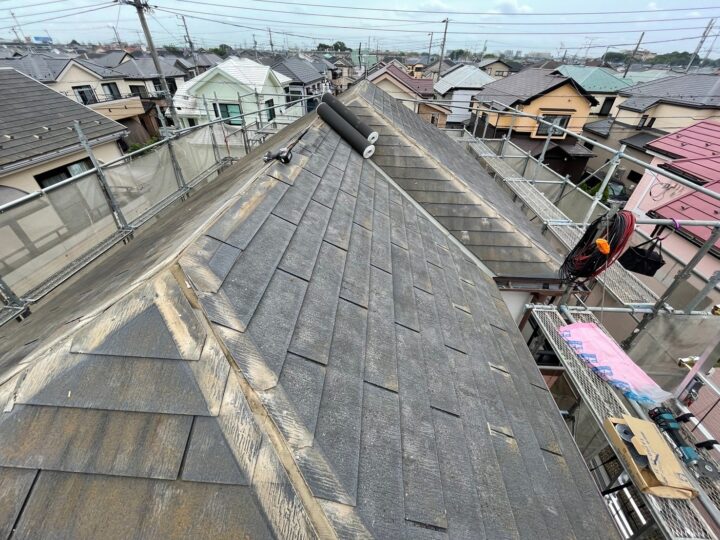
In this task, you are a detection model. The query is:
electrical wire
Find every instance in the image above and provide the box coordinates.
[560,210,636,281]
[0,3,114,31]
[161,0,717,27]
[0,2,111,20]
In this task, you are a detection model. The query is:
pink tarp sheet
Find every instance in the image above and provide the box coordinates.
[559,322,672,406]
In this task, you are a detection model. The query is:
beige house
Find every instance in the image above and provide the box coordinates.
[477,58,520,79]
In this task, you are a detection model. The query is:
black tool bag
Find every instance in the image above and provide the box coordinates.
[619,236,666,276]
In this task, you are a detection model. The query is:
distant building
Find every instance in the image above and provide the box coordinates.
[423,58,459,81]
[555,66,634,116]
[477,58,521,79]
[271,57,325,112]
[434,65,495,125]
[471,68,598,180]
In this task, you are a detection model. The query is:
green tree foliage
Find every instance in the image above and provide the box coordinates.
[209,44,232,57]
[448,49,467,60]
[164,45,182,55]
[333,41,350,51]
[318,43,332,51]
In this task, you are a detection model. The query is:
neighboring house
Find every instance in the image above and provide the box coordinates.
[624,121,720,303]
[423,57,458,81]
[367,64,450,127]
[405,56,426,79]
[272,57,325,112]
[471,68,598,180]
[583,74,720,189]
[434,65,495,125]
[350,50,378,75]
[555,65,634,116]
[172,57,294,129]
[328,55,355,92]
[83,49,133,67]
[0,53,154,144]
[163,52,223,78]
[478,57,521,79]
[0,68,126,199]
[112,56,187,99]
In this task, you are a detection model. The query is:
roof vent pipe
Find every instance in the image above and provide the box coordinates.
[321,93,379,143]
[317,103,376,159]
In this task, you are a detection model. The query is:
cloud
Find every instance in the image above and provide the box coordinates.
[647,2,658,10]
[494,0,533,14]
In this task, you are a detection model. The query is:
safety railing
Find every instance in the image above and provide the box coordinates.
[0,95,311,322]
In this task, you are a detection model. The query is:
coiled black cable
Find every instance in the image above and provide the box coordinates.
[560,210,636,281]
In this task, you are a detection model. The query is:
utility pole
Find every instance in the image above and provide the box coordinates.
[10,12,27,43]
[110,25,122,48]
[687,19,715,73]
[623,31,644,79]
[358,42,362,76]
[427,32,433,65]
[129,0,180,126]
[268,28,274,53]
[253,34,258,59]
[179,15,197,78]
[701,31,719,67]
[438,18,449,79]
[478,39,487,64]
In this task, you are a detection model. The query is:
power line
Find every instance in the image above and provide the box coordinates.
[0,3,114,31]
[0,2,111,21]
[215,0,720,17]
[162,0,716,26]
[153,6,714,36]
[1,0,81,10]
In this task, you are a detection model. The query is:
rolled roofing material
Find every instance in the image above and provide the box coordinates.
[321,93,379,143]
[317,103,376,159]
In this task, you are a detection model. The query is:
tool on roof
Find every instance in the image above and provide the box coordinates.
[317,103,376,159]
[649,407,720,480]
[263,127,311,164]
[320,93,379,143]
[560,210,636,282]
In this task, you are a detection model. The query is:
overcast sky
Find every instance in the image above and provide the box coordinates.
[2,0,719,58]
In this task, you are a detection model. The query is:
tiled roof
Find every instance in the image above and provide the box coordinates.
[651,180,720,249]
[113,57,185,79]
[622,69,681,86]
[0,68,126,172]
[583,118,614,137]
[423,58,457,74]
[0,80,616,539]
[555,66,634,93]
[473,68,598,107]
[435,65,496,95]
[272,57,325,84]
[0,54,70,82]
[368,64,434,97]
[646,120,720,160]
[85,50,130,67]
[618,74,720,111]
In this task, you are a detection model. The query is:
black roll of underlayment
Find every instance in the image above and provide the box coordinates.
[317,103,376,159]
[320,93,379,144]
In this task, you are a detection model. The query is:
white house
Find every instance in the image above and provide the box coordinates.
[434,65,495,126]
[172,57,297,130]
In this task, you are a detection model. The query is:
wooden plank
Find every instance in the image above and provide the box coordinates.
[289,241,347,365]
[0,405,192,480]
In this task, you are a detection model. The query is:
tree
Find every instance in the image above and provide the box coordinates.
[449,49,467,61]
[209,44,232,57]
[164,45,182,55]
[332,41,349,51]
[604,52,628,63]
[318,43,332,51]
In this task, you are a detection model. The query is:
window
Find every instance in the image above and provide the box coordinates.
[647,117,656,128]
[637,115,649,129]
[187,118,197,127]
[101,82,121,100]
[212,102,243,125]
[72,85,97,105]
[536,114,570,136]
[34,158,92,189]
[494,70,508,77]
[129,85,147,98]
[151,78,162,92]
[167,78,177,94]
[627,170,643,183]
[265,99,276,121]
[598,96,616,116]
[414,66,423,72]
[150,78,177,95]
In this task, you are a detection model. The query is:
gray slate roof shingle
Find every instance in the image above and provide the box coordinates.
[473,68,598,108]
[272,57,324,85]
[113,57,185,79]
[618,74,720,111]
[0,80,618,539]
[0,68,127,171]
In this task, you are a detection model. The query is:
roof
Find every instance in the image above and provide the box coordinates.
[0,54,71,82]
[555,65,634,93]
[423,58,457,75]
[0,68,126,172]
[651,180,720,249]
[621,69,681,85]
[173,57,291,113]
[113,57,185,79]
[85,50,130,67]
[478,58,520,71]
[0,80,617,539]
[473,68,599,108]
[618,74,720,111]
[583,117,614,137]
[272,57,324,84]
[435,65,495,95]
[510,134,595,157]
[368,64,434,97]
[645,120,720,182]
[619,131,665,152]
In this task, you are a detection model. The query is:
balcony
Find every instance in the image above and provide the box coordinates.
[88,94,145,121]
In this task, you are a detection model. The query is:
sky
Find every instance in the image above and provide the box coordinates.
[1,0,719,59]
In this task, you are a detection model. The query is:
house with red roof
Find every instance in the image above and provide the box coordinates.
[625,120,720,306]
[367,64,450,127]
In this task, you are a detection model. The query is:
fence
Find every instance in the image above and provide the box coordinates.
[0,96,309,323]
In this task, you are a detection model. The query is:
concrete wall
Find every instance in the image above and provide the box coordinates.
[0,142,123,194]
